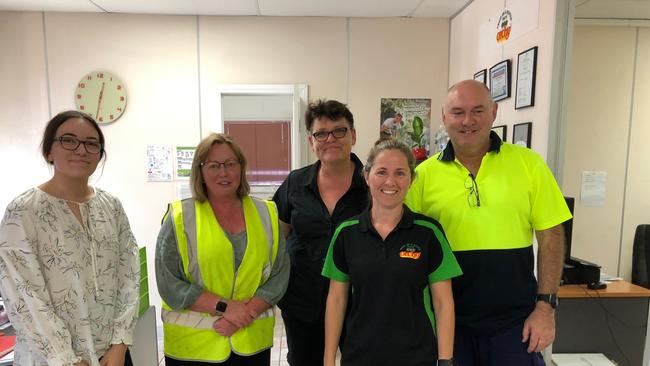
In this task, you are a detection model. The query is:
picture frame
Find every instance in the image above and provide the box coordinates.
[512,122,532,148]
[515,46,538,109]
[491,125,507,141]
[489,59,511,102]
[473,69,487,84]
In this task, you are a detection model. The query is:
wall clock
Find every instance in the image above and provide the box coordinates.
[75,71,127,124]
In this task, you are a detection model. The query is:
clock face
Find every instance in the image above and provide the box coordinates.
[75,71,127,124]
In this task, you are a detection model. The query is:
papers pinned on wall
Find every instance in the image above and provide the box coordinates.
[147,145,173,182]
[581,171,607,207]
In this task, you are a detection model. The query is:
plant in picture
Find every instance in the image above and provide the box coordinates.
[409,116,427,161]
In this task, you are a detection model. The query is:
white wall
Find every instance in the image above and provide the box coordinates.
[449,0,559,159]
[0,11,450,316]
[563,24,650,278]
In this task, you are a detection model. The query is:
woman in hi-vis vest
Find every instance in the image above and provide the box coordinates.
[155,133,289,366]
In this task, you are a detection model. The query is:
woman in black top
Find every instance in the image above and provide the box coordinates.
[272,100,368,366]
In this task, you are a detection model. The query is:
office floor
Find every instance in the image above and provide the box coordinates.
[157,315,338,366]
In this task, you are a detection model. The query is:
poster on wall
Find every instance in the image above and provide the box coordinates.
[380,98,431,161]
[147,145,173,182]
[176,146,196,179]
[515,46,538,109]
[489,59,511,102]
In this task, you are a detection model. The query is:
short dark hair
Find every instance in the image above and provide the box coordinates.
[304,99,354,132]
[41,110,106,164]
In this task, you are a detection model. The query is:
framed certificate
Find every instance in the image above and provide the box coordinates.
[474,69,487,84]
[491,125,507,141]
[515,46,538,109]
[513,122,532,148]
[489,60,511,102]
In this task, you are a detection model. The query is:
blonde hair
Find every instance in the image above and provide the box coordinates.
[190,133,250,202]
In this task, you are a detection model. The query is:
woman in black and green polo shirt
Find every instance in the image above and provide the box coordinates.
[322,139,462,366]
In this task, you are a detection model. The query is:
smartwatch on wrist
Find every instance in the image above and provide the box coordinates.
[536,293,559,309]
[215,300,228,315]
[437,358,455,366]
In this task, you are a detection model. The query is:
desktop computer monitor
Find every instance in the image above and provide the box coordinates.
[563,196,575,263]
[561,196,602,285]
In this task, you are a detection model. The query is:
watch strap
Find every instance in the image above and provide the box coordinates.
[437,358,455,366]
[536,293,558,308]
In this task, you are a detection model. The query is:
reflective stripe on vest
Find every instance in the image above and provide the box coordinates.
[162,196,279,362]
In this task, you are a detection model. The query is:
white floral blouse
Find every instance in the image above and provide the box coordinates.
[0,188,140,366]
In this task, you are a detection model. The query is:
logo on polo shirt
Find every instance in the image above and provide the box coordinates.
[399,243,422,260]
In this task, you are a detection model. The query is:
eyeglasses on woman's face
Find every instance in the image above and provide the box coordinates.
[201,159,240,172]
[311,127,349,142]
[57,135,103,154]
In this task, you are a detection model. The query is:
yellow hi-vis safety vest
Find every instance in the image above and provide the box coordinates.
[161,196,280,362]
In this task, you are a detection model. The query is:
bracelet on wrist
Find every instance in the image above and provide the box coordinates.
[437,358,455,366]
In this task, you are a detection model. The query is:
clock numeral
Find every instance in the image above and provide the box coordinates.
[76,94,82,99]
[79,105,85,110]
[96,73,104,78]
[117,85,122,91]
[120,96,125,101]
[117,107,123,112]
[110,114,114,120]
[98,116,104,122]
[78,83,86,88]
[86,75,92,80]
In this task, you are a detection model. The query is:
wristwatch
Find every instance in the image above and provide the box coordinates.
[437,358,455,366]
[536,293,559,309]
[215,300,228,315]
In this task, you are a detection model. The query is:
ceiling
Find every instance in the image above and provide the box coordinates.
[0,0,472,18]
[575,0,650,20]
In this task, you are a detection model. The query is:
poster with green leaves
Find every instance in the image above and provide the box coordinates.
[380,98,431,161]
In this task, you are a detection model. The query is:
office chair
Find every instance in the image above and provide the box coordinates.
[632,224,650,289]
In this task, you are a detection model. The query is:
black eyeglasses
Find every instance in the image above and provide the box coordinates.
[311,127,349,142]
[464,173,481,207]
[57,135,103,154]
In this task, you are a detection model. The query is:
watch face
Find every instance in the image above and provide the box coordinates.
[216,301,228,313]
[75,71,127,124]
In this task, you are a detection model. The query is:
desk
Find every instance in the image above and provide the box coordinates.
[555,281,650,366]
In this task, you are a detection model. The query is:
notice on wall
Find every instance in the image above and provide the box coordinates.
[580,171,607,207]
[147,145,173,182]
[176,146,195,179]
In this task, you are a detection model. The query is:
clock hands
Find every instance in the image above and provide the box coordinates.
[95,81,105,120]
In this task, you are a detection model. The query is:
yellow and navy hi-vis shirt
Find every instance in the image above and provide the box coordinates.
[322,205,462,366]
[405,132,572,335]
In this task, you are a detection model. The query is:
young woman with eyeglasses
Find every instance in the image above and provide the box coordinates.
[0,110,140,366]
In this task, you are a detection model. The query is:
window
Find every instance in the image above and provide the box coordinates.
[225,120,291,185]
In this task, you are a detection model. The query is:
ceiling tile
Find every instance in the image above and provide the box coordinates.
[0,0,471,17]
[412,0,473,18]
[97,0,259,15]
[0,0,99,12]
[258,0,423,17]
[575,0,650,19]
